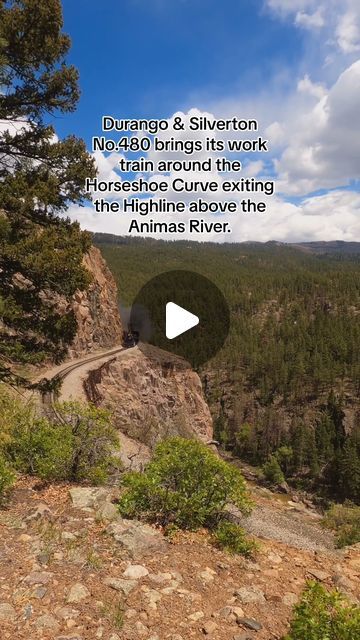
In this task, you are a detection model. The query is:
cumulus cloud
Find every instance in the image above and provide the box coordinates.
[68,189,360,243]
[67,2,360,244]
[337,11,360,53]
[297,75,326,99]
[275,60,360,194]
[66,93,360,243]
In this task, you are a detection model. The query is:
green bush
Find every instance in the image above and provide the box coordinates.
[213,520,257,557]
[54,401,121,484]
[119,437,252,529]
[283,581,360,640]
[0,454,15,503]
[323,502,360,548]
[0,387,33,448]
[9,416,74,481]
[263,455,285,485]
[7,400,120,484]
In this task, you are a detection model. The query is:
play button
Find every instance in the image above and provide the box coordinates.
[129,270,230,368]
[166,302,199,340]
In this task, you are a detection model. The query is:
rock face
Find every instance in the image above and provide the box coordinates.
[68,246,123,357]
[85,347,213,447]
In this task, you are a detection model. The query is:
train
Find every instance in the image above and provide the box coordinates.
[122,326,140,348]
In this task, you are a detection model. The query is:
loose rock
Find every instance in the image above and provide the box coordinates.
[0,603,17,621]
[35,614,60,630]
[134,620,148,636]
[107,520,167,557]
[69,487,111,509]
[235,586,266,604]
[283,593,298,606]
[203,620,218,635]
[189,611,205,622]
[27,503,53,521]
[67,583,90,603]
[308,569,330,582]
[123,564,149,579]
[24,571,52,585]
[198,568,216,583]
[237,618,263,631]
[103,577,137,596]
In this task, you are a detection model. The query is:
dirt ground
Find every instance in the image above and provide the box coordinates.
[0,478,359,640]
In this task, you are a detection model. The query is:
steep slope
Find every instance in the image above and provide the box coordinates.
[68,246,123,358]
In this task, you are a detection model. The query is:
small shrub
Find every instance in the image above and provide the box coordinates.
[55,401,121,484]
[263,455,285,485]
[0,454,15,503]
[283,581,360,640]
[0,387,32,447]
[323,502,360,548]
[9,416,74,481]
[213,520,257,557]
[7,400,120,484]
[119,437,252,529]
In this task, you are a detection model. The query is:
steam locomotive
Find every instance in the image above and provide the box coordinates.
[122,326,140,348]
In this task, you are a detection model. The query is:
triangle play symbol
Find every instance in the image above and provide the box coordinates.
[166,302,199,340]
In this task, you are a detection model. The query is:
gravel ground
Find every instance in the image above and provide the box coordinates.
[233,503,337,554]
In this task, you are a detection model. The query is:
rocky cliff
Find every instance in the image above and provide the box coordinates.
[68,246,123,358]
[84,346,213,448]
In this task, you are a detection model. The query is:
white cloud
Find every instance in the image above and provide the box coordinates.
[72,65,360,241]
[295,9,325,29]
[297,74,326,99]
[68,2,360,244]
[275,60,360,195]
[336,11,360,53]
[265,0,360,57]
[68,189,360,243]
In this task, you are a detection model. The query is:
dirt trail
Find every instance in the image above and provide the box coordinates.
[38,346,150,471]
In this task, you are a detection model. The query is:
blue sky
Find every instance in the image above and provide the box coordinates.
[60,0,303,144]
[60,0,360,243]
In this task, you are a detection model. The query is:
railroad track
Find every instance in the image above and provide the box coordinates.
[43,346,125,423]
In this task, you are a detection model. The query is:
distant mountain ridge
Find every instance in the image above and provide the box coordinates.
[290,241,360,254]
[93,233,360,255]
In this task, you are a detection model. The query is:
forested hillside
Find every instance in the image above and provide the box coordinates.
[95,235,360,502]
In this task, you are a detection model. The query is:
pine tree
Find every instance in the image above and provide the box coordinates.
[0,0,96,383]
[326,391,346,450]
[337,433,360,503]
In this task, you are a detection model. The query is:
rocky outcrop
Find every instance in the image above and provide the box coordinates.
[68,246,123,357]
[85,346,213,448]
